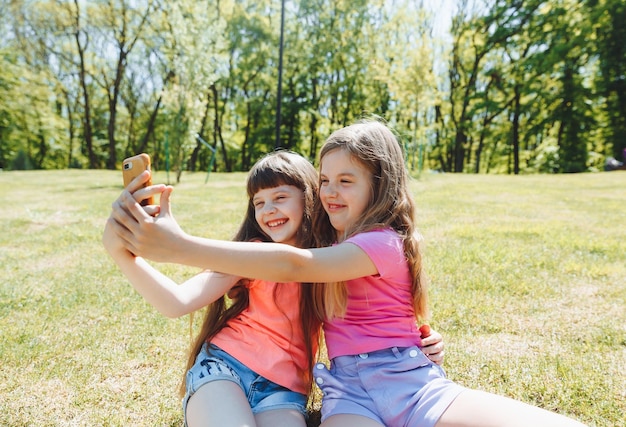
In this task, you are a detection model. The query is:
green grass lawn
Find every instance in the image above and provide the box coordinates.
[0,169,624,426]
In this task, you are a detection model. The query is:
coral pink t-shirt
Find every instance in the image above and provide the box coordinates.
[323,228,422,360]
[211,279,313,394]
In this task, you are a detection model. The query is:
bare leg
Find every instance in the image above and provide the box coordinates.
[436,389,587,427]
[320,414,383,427]
[186,380,256,427]
[256,409,307,427]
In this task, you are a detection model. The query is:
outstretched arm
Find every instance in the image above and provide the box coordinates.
[103,235,239,318]
[110,183,378,284]
[103,175,241,318]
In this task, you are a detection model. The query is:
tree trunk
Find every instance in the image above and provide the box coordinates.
[138,95,162,154]
[511,86,521,175]
[211,83,231,171]
[74,0,96,168]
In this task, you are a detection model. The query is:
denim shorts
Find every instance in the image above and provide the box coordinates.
[314,346,465,427]
[182,343,307,424]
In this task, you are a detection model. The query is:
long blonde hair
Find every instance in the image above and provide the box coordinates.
[311,120,429,323]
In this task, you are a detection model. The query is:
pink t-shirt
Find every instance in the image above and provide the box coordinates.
[211,279,314,394]
[323,228,422,359]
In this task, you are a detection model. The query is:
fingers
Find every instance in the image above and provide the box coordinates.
[124,170,167,206]
[134,183,166,206]
[427,349,445,365]
[422,341,444,355]
[122,188,152,222]
[103,216,137,257]
[125,170,152,193]
[420,330,443,348]
[106,182,176,261]
[421,339,445,365]
[144,205,161,217]
[105,215,139,255]
[109,189,151,251]
[112,188,163,219]
[420,329,445,365]
[159,186,174,218]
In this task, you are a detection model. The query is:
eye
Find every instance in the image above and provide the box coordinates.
[253,201,264,209]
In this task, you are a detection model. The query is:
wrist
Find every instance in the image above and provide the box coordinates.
[106,246,137,268]
[168,230,192,265]
[175,232,207,268]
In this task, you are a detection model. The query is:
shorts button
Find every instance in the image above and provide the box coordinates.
[315,377,324,385]
[316,363,325,369]
[359,353,368,359]
[409,349,419,358]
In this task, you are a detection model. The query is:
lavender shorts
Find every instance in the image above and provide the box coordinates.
[314,346,465,427]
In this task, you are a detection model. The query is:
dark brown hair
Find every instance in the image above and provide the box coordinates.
[180,151,322,397]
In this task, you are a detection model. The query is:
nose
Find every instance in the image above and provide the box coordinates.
[261,201,277,214]
[322,184,337,199]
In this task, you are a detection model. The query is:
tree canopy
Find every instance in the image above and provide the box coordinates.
[1,0,624,176]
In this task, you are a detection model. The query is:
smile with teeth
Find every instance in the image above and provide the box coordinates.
[327,203,344,210]
[267,219,287,228]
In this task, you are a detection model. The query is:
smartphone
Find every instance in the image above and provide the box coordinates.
[122,153,154,206]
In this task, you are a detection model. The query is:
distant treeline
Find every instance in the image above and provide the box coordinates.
[1,0,624,176]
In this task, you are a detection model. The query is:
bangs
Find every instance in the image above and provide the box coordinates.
[246,153,307,197]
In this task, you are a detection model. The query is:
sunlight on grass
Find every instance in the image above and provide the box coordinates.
[0,170,624,426]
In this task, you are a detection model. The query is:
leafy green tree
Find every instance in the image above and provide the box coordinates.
[88,0,157,169]
[448,0,488,173]
[448,0,543,173]
[1,0,620,175]
[158,0,225,181]
[0,2,67,169]
[533,1,593,173]
[19,0,101,169]
[589,0,626,161]
[228,0,277,169]
[367,0,437,173]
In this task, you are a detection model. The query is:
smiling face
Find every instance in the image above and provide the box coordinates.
[253,184,305,246]
[319,149,372,236]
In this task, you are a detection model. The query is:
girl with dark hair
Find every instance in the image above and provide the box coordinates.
[110,120,587,427]
[104,149,444,427]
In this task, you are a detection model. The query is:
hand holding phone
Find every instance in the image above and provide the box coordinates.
[122,153,154,206]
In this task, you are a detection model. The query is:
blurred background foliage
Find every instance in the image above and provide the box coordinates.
[1,0,625,177]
